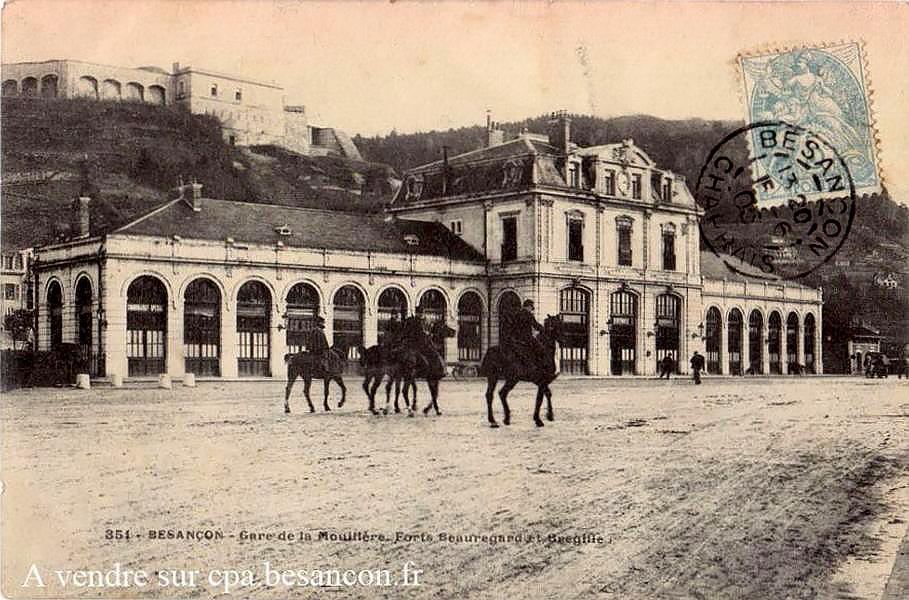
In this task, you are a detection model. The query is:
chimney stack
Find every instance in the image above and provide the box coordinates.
[548,110,571,156]
[72,196,91,239]
[189,179,203,211]
[442,146,450,196]
[485,111,505,147]
[172,61,181,73]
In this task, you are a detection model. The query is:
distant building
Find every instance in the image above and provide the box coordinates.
[1,247,33,349]
[846,321,882,374]
[30,112,824,381]
[872,272,899,289]
[1,59,362,159]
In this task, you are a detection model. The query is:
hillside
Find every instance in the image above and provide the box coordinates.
[1,97,396,252]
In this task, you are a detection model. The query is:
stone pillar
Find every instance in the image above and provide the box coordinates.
[167,298,184,378]
[781,324,789,375]
[270,316,286,380]
[741,325,750,377]
[221,302,239,378]
[761,323,770,375]
[363,305,378,348]
[815,308,824,374]
[796,320,805,372]
[720,317,730,375]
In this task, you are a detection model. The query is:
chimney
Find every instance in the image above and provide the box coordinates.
[188,180,203,211]
[72,196,91,239]
[172,61,181,73]
[547,110,571,156]
[442,146,450,196]
[485,110,505,147]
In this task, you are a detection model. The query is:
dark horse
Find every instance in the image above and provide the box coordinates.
[283,343,348,414]
[479,315,566,428]
[360,322,455,416]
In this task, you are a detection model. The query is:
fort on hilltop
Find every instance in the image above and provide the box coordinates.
[1,59,362,160]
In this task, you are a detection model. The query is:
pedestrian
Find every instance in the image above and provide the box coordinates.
[659,354,674,379]
[690,350,705,384]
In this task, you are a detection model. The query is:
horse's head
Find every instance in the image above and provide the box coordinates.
[430,321,457,341]
[542,314,568,346]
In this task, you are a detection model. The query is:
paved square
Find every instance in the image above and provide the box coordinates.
[2,377,907,599]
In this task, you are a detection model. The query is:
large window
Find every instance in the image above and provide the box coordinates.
[655,294,681,373]
[501,215,517,262]
[616,216,633,266]
[631,173,642,199]
[47,281,64,350]
[184,278,221,376]
[567,214,584,262]
[662,225,676,271]
[610,290,637,375]
[333,285,365,372]
[237,281,271,377]
[286,282,320,353]
[377,287,408,345]
[4,283,17,300]
[604,169,616,195]
[457,292,483,362]
[419,289,448,359]
[705,307,722,374]
[560,288,589,375]
[126,276,167,376]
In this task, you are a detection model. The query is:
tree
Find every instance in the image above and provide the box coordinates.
[4,309,35,350]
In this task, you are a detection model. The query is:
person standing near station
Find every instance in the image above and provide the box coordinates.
[690,350,705,384]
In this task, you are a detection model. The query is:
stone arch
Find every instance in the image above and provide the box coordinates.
[655,292,683,373]
[727,307,745,375]
[748,308,765,374]
[281,278,326,313]
[21,77,38,97]
[230,276,278,313]
[47,279,64,349]
[559,286,591,375]
[77,76,98,99]
[803,312,817,374]
[184,277,222,376]
[786,311,800,373]
[148,84,166,105]
[457,290,484,362]
[329,281,371,314]
[102,79,122,100]
[496,289,522,347]
[177,273,228,310]
[236,280,272,377]
[332,284,367,370]
[374,283,412,315]
[125,82,144,102]
[455,287,487,313]
[126,275,168,376]
[40,74,58,98]
[44,276,67,304]
[2,79,18,96]
[417,286,452,317]
[768,310,783,374]
[705,305,723,374]
[121,271,175,306]
[284,281,323,353]
[75,276,94,368]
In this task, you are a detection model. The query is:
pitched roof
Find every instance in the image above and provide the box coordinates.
[115,197,485,262]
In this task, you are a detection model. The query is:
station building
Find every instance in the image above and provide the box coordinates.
[31,113,823,380]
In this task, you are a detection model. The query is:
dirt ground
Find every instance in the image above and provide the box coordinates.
[2,376,908,599]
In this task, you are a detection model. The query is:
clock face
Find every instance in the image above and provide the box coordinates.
[617,172,631,196]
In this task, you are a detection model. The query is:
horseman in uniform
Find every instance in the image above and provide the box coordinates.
[506,299,550,374]
[308,316,330,372]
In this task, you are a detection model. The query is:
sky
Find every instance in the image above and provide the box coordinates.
[2,0,908,201]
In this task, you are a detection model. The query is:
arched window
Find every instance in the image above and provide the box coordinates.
[333,285,364,371]
[804,313,817,374]
[610,289,637,375]
[40,75,58,98]
[457,292,483,362]
[77,76,98,99]
[418,289,447,358]
[75,278,94,372]
[377,287,407,346]
[47,281,63,350]
[184,278,221,376]
[21,77,38,97]
[705,307,722,374]
[655,294,681,373]
[768,311,782,374]
[560,288,590,374]
[728,309,744,375]
[286,282,320,353]
[497,291,521,346]
[2,79,18,97]
[786,312,799,374]
[125,82,144,102]
[148,85,166,105]
[748,310,763,374]
[237,281,271,377]
[127,276,167,376]
[102,79,122,100]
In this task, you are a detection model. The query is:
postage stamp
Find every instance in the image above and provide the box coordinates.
[738,41,881,205]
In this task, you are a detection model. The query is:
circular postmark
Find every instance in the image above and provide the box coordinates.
[696,120,856,280]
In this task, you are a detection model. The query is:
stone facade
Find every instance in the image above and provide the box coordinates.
[1,59,360,158]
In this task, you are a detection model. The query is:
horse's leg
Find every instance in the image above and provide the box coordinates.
[303,377,315,413]
[284,366,297,414]
[368,374,381,415]
[361,373,371,399]
[533,385,545,427]
[431,379,441,416]
[545,385,554,421]
[322,376,331,412]
[486,376,499,427]
[386,375,398,413]
[499,379,516,426]
[335,377,346,408]
[422,379,433,416]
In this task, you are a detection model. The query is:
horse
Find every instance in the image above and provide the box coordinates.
[283,343,348,414]
[359,344,411,415]
[479,314,566,428]
[360,322,456,417]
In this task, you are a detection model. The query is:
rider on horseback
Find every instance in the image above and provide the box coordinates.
[309,316,330,371]
[505,299,552,375]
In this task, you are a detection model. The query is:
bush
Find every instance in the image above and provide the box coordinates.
[1,344,88,390]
